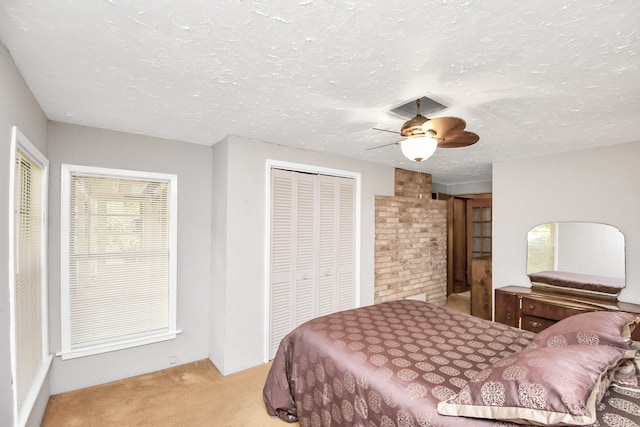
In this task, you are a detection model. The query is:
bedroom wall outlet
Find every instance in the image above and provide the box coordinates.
[169,355,177,365]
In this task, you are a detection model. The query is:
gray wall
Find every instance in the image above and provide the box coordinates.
[46,125,395,386]
[209,137,229,372]
[209,135,395,374]
[0,44,50,427]
[493,140,640,304]
[47,122,213,393]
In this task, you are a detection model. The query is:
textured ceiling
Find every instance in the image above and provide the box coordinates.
[1,0,639,184]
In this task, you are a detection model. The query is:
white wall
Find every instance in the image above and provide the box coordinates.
[432,180,492,195]
[47,122,213,393]
[209,135,395,375]
[209,138,228,372]
[556,222,625,278]
[0,43,50,427]
[493,140,640,304]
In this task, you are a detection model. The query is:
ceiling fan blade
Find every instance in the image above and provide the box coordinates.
[438,131,480,148]
[423,117,466,138]
[372,127,401,135]
[366,141,400,151]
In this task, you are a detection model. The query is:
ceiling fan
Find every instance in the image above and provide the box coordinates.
[370,99,480,162]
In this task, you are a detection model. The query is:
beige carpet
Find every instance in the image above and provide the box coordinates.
[43,298,469,426]
[42,359,292,427]
[445,291,470,314]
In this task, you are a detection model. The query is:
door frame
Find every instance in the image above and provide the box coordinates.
[438,193,492,296]
[263,160,362,362]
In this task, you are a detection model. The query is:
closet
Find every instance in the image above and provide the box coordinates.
[269,168,356,357]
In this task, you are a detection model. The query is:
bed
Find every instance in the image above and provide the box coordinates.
[263,299,640,426]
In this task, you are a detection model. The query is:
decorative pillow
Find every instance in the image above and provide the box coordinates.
[612,358,640,390]
[612,341,640,391]
[526,311,638,349]
[437,344,635,426]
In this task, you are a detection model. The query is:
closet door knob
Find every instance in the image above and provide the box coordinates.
[303,275,309,280]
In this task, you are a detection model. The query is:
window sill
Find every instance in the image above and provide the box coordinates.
[58,329,182,360]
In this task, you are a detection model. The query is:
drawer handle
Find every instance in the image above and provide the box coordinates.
[528,321,542,328]
[529,304,535,310]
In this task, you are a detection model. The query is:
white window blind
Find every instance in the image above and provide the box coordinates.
[61,165,178,359]
[14,149,44,408]
[10,127,51,427]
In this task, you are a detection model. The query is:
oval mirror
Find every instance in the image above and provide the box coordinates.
[527,222,625,297]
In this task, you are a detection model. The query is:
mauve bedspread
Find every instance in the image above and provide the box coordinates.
[263,299,640,427]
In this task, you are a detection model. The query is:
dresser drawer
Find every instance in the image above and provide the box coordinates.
[497,286,640,341]
[494,289,519,327]
[521,315,556,333]
[521,297,591,321]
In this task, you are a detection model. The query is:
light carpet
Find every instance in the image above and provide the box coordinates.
[42,359,290,427]
[43,297,469,426]
[444,291,470,314]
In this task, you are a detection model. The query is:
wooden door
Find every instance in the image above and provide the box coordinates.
[438,193,471,295]
[436,193,467,296]
[466,198,492,285]
[471,256,492,320]
[439,194,492,297]
[451,198,468,293]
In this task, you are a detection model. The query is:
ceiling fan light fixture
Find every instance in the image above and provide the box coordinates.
[400,114,429,137]
[400,136,438,163]
[369,98,479,155]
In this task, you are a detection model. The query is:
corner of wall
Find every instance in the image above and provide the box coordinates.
[209,138,229,373]
[0,38,50,427]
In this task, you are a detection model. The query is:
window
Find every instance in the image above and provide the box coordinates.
[9,127,51,427]
[61,165,178,359]
[527,223,556,274]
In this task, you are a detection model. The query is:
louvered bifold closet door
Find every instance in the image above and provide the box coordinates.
[337,177,356,311]
[269,171,295,356]
[317,176,337,316]
[269,169,318,356]
[269,169,356,358]
[317,175,356,316]
[294,174,318,327]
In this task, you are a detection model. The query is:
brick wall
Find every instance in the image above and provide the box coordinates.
[374,169,447,305]
[394,168,433,200]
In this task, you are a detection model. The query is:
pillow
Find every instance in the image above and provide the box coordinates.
[526,311,638,349]
[612,358,640,390]
[437,344,634,425]
[611,341,640,391]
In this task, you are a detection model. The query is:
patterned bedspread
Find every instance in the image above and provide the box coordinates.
[263,299,640,426]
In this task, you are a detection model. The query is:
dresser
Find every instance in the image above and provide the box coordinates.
[495,286,640,341]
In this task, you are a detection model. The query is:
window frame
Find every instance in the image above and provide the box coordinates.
[60,164,179,360]
[8,126,52,427]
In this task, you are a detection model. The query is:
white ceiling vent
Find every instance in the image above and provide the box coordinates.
[391,96,447,118]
